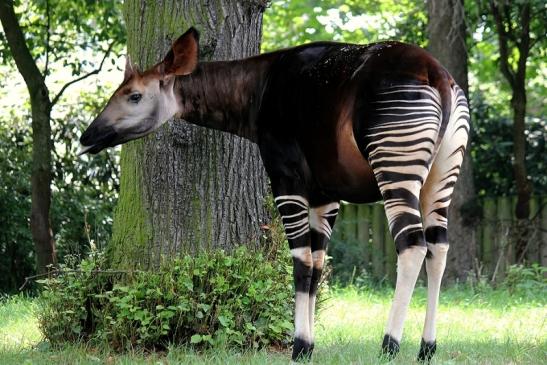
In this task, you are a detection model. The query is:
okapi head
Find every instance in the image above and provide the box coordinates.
[79,28,199,155]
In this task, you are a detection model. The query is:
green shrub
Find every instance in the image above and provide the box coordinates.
[37,246,294,351]
[502,263,547,296]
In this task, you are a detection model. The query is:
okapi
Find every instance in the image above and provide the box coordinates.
[80,28,469,362]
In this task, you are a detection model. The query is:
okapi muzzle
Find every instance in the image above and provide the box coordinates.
[79,28,199,155]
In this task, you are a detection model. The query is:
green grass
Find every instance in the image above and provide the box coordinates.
[1,285,545,364]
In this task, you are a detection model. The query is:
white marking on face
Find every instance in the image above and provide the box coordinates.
[114,79,179,133]
[94,76,180,143]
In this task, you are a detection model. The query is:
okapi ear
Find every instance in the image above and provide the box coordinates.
[162,27,199,76]
[124,55,138,81]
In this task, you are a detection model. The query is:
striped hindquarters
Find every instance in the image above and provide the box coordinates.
[363,84,442,251]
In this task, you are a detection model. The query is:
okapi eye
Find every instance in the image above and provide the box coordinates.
[128,93,142,103]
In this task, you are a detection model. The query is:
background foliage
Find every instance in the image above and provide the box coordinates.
[0,0,124,292]
[0,0,545,293]
[263,0,546,198]
[0,0,124,77]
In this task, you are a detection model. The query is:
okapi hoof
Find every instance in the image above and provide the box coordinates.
[417,338,437,363]
[292,338,314,362]
[380,334,400,360]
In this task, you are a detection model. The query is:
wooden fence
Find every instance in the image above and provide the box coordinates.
[329,196,547,283]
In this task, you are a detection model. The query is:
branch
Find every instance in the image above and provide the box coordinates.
[44,0,50,77]
[489,0,516,89]
[19,268,144,291]
[0,0,47,95]
[50,41,116,108]
[502,2,517,44]
[515,3,531,84]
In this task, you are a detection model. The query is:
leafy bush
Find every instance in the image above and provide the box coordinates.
[470,91,546,197]
[38,246,294,351]
[502,264,547,296]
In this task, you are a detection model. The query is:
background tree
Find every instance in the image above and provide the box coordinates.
[109,0,270,269]
[0,0,544,293]
[427,0,477,280]
[0,87,121,292]
[487,0,545,261]
[0,0,124,274]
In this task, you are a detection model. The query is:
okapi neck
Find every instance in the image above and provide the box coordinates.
[176,56,275,142]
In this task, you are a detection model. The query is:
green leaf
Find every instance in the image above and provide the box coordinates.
[218,315,230,327]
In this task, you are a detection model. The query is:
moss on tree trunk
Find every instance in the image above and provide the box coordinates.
[108,0,269,269]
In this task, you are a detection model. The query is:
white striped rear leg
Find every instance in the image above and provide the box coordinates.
[418,85,469,362]
[364,85,440,358]
[383,245,427,357]
[275,195,313,361]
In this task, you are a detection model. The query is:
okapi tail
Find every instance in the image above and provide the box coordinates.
[428,64,463,162]
[429,64,471,168]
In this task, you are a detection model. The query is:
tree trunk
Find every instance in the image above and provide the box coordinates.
[489,1,532,263]
[108,0,270,269]
[30,88,56,274]
[0,0,56,274]
[512,84,531,261]
[427,0,477,281]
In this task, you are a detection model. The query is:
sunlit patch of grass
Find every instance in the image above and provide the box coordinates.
[0,294,41,350]
[313,286,546,364]
[0,286,545,364]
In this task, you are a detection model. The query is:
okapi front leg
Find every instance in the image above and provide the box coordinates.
[309,202,340,345]
[274,195,313,361]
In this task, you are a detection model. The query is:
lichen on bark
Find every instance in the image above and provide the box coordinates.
[107,140,151,269]
[107,0,270,269]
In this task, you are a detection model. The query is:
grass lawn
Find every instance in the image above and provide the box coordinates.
[0,285,545,364]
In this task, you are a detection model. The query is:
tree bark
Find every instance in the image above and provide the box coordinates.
[427,0,477,281]
[0,0,56,274]
[108,0,270,269]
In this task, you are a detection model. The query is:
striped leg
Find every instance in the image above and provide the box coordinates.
[308,202,339,345]
[274,195,313,361]
[364,84,441,358]
[418,85,469,362]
